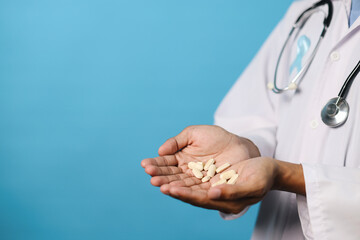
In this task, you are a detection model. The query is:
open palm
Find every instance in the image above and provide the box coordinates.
[141,125,261,212]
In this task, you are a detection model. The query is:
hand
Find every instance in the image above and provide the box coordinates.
[141,125,261,212]
[141,125,260,187]
[204,158,305,213]
[150,157,304,214]
[158,157,279,214]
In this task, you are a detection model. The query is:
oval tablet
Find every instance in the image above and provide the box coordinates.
[204,158,215,171]
[216,163,231,173]
[196,162,204,171]
[212,179,227,187]
[188,162,196,169]
[188,162,203,171]
[220,170,236,180]
[207,164,216,177]
[227,174,239,185]
[201,176,211,183]
[192,169,203,179]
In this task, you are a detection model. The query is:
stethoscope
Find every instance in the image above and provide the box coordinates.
[267,0,360,127]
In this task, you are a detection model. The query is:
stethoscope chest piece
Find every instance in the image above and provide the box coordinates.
[321,97,349,127]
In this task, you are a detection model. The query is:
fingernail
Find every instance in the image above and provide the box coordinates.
[209,188,221,199]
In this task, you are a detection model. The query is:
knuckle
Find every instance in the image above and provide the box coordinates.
[231,206,243,214]
[231,202,244,214]
[254,184,267,197]
[184,125,194,132]
[224,188,237,200]
[228,192,237,200]
[252,180,265,192]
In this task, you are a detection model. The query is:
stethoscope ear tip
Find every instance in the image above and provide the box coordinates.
[267,82,297,91]
[288,82,297,90]
[267,82,275,90]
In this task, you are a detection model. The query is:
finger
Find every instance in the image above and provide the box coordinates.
[169,176,201,187]
[158,126,194,156]
[150,173,189,186]
[208,183,257,200]
[168,186,249,214]
[160,184,171,194]
[217,197,262,214]
[145,165,183,176]
[186,183,211,192]
[141,155,178,168]
[190,182,211,190]
[169,186,208,204]
[159,177,209,194]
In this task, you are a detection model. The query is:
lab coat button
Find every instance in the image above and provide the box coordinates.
[330,51,340,61]
[310,119,319,129]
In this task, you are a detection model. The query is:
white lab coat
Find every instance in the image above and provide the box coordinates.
[214,0,360,239]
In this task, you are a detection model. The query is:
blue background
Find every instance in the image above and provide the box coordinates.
[0,1,293,239]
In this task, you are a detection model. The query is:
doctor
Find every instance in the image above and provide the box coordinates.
[141,0,360,239]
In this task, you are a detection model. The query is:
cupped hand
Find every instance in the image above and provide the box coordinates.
[141,125,262,213]
[157,157,279,214]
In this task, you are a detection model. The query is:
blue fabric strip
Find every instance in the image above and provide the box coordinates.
[289,35,311,76]
[349,0,360,26]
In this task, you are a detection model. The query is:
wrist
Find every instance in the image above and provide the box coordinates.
[272,160,306,196]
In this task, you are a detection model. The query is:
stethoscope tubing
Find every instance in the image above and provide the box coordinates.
[338,61,360,99]
[272,0,333,94]
[269,0,360,127]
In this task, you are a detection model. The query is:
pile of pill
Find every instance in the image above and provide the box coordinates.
[187,159,239,187]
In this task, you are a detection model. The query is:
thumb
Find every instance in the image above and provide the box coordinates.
[158,126,193,156]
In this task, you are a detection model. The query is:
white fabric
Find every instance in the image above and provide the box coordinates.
[214,0,360,239]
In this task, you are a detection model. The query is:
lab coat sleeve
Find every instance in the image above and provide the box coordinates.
[297,164,360,240]
[213,21,285,159]
[214,13,293,220]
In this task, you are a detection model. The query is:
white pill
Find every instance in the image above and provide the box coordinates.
[201,176,211,183]
[192,169,203,179]
[227,174,239,185]
[188,162,195,169]
[212,179,227,187]
[196,162,204,171]
[207,164,216,177]
[188,162,203,171]
[204,158,215,171]
[216,163,231,173]
[220,170,236,180]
